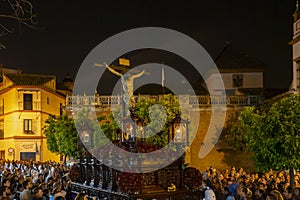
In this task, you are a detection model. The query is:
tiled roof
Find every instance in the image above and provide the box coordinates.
[215,44,265,70]
[5,74,55,86]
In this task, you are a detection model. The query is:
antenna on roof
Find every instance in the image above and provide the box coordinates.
[214,41,231,62]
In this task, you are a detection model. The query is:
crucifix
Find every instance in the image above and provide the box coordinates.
[95,62,145,115]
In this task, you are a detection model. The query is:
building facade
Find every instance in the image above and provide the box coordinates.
[0,73,65,161]
[205,68,264,96]
[290,3,300,93]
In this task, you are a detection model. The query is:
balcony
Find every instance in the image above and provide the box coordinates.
[66,94,262,109]
[294,19,300,39]
[18,101,41,111]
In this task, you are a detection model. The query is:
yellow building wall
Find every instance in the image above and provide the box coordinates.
[0,139,15,160]
[41,89,64,116]
[42,138,60,162]
[40,89,65,162]
[188,108,254,172]
[2,89,19,113]
[0,86,65,162]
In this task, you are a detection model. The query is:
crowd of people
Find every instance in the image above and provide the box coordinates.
[200,166,300,200]
[1,159,300,200]
[0,160,82,200]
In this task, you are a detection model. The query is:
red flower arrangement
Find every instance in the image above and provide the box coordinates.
[118,172,143,194]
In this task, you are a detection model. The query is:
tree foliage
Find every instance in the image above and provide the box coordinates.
[135,95,181,146]
[225,94,300,172]
[43,114,78,159]
[223,112,247,151]
[98,94,181,147]
[43,95,185,159]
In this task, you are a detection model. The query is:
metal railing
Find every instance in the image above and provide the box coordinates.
[66,94,262,107]
[18,101,41,111]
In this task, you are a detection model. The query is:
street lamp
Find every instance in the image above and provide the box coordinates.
[121,115,146,155]
[169,114,189,146]
[78,120,94,152]
[83,131,90,147]
[134,118,145,142]
[122,118,136,143]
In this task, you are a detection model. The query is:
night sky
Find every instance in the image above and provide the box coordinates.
[0,0,296,91]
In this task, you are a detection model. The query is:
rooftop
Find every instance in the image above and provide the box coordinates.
[4,73,55,86]
[214,43,265,70]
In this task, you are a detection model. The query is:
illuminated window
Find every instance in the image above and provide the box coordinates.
[24,119,32,133]
[23,94,33,110]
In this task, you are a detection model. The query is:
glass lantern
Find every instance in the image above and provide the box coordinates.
[169,114,189,146]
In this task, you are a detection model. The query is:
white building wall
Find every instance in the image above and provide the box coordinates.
[206,72,263,93]
[291,17,300,92]
[292,37,300,91]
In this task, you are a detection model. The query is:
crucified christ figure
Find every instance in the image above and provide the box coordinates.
[95,63,145,109]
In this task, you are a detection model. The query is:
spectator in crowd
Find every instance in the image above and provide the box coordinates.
[20,179,33,200]
[2,186,13,199]
[46,177,54,195]
[32,187,44,200]
[202,180,216,200]
[253,189,266,200]
[74,192,88,200]
[34,174,44,186]
[293,188,300,200]
[227,177,239,198]
[52,182,66,200]
[236,186,249,200]
[13,183,24,200]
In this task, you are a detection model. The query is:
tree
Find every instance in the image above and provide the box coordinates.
[98,94,181,147]
[225,94,300,187]
[43,95,184,162]
[223,111,248,151]
[44,114,78,161]
[0,0,38,49]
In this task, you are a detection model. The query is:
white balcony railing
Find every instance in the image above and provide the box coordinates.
[66,95,262,108]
